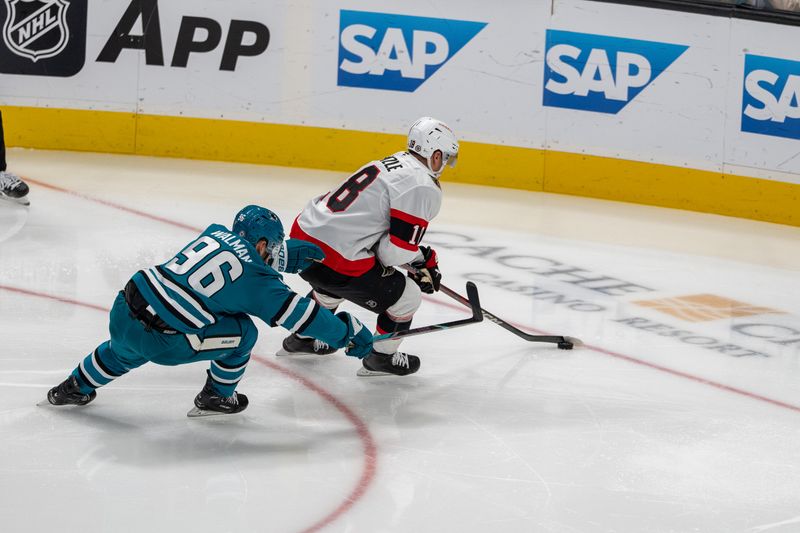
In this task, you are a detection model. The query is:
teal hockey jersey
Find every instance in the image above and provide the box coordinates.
[130,224,349,346]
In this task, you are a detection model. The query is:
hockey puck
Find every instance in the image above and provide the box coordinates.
[557,341,574,350]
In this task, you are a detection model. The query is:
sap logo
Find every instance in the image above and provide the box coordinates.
[97,0,269,71]
[742,54,800,141]
[543,30,688,114]
[337,10,486,93]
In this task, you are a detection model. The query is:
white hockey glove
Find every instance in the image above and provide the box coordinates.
[269,239,324,274]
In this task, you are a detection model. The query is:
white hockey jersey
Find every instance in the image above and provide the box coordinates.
[291,151,441,276]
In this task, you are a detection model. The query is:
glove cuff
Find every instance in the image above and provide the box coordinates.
[269,241,289,272]
[424,248,438,268]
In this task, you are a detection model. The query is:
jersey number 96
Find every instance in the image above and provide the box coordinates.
[165,237,243,297]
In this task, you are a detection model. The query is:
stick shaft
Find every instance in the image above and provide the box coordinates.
[437,283,566,345]
[402,265,574,348]
[373,281,483,342]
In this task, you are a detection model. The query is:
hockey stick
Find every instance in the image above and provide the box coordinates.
[372,281,483,343]
[436,282,581,350]
[403,265,579,349]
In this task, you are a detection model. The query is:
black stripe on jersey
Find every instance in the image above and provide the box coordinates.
[389,216,422,245]
[156,265,214,317]
[139,272,198,330]
[76,366,96,390]
[295,304,321,336]
[213,356,250,370]
[209,372,241,386]
[93,348,122,377]
[269,294,296,327]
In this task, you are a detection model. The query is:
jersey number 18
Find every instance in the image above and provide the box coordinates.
[326,165,379,212]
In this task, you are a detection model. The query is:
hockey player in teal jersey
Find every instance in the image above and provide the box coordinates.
[46,205,374,417]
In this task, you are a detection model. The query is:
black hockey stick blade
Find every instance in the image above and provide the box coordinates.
[373,281,483,343]
[437,283,582,350]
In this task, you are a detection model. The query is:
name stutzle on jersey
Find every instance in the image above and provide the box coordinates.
[292,151,442,275]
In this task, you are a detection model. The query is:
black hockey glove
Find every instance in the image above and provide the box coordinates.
[408,246,441,294]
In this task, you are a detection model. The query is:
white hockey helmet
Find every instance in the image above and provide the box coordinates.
[407,117,459,178]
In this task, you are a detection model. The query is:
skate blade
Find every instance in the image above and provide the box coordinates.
[36,400,89,408]
[186,407,242,418]
[0,195,29,206]
[275,348,333,356]
[356,367,396,377]
[275,348,308,356]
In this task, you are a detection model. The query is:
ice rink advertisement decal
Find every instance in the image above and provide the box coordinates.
[742,54,800,141]
[633,294,783,322]
[543,30,688,114]
[0,0,85,76]
[426,230,796,359]
[337,10,486,92]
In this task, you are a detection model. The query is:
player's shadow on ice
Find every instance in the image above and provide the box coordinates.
[267,344,577,431]
[47,403,361,468]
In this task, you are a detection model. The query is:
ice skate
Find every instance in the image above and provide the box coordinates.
[357,349,420,377]
[276,332,337,356]
[46,376,96,406]
[0,171,29,206]
[187,374,248,417]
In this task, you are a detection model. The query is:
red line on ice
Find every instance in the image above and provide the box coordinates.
[0,284,108,313]
[0,283,377,533]
[25,178,199,232]
[252,356,377,533]
[24,177,800,415]
[15,178,379,533]
[429,297,800,414]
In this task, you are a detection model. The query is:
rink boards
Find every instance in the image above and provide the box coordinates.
[1,0,799,225]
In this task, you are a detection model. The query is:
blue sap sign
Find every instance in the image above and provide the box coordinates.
[543,30,688,114]
[742,54,800,141]
[337,10,486,93]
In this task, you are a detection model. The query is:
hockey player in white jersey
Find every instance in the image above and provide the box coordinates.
[278,117,459,376]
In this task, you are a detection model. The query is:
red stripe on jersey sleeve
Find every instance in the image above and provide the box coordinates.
[389,209,429,229]
[390,234,419,252]
[388,209,428,252]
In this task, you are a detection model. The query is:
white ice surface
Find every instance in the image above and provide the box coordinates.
[1,149,799,533]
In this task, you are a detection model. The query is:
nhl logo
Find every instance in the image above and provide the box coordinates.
[2,0,70,62]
